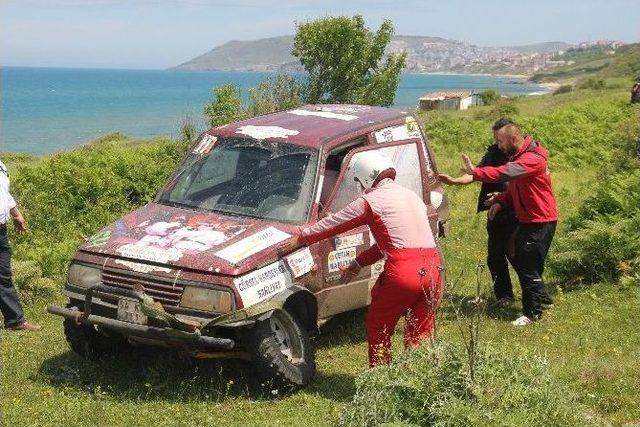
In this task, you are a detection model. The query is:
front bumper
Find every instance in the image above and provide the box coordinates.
[48,284,235,351]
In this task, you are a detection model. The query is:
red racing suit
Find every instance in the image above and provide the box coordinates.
[299,178,443,366]
[472,136,558,223]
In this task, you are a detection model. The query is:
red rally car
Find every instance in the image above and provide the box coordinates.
[48,104,449,389]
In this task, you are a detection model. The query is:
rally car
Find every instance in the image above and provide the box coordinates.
[48,104,449,389]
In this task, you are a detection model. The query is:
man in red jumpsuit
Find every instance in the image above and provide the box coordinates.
[288,151,443,366]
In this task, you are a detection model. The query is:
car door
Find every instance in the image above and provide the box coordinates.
[315,137,427,318]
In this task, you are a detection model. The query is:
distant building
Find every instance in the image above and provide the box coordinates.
[418,90,482,111]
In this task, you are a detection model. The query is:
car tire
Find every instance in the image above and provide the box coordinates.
[63,303,127,360]
[248,309,316,391]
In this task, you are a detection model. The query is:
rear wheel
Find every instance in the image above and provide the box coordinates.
[248,309,315,391]
[63,303,127,360]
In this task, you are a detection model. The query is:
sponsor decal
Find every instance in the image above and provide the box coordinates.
[374,121,421,143]
[371,259,385,278]
[334,233,364,250]
[85,229,111,248]
[116,243,183,264]
[215,227,291,263]
[114,259,172,274]
[327,247,357,273]
[234,260,293,308]
[193,134,217,155]
[235,125,299,139]
[288,109,358,121]
[285,247,315,278]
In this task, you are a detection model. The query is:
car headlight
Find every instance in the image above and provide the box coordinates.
[180,286,233,313]
[67,263,101,288]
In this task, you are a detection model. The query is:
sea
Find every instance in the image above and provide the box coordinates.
[0,66,545,154]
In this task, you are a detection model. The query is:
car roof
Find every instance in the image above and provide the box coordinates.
[211,104,409,149]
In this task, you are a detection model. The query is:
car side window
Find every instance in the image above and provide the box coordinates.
[319,138,365,210]
[328,142,424,213]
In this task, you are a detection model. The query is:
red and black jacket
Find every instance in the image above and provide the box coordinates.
[472,136,558,224]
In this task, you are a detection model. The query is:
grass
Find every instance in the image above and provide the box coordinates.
[2,89,640,426]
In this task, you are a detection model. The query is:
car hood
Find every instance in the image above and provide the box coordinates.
[79,203,297,276]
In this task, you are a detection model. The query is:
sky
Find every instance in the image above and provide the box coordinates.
[1,0,639,69]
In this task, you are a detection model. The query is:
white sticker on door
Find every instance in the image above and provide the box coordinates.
[334,233,364,250]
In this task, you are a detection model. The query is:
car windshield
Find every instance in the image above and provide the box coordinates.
[157,137,319,223]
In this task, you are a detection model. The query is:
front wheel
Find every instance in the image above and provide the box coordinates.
[63,304,127,360]
[247,309,316,391]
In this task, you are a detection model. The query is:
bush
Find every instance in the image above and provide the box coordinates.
[479,89,499,105]
[338,341,602,426]
[577,77,606,90]
[10,137,188,278]
[550,115,640,284]
[12,260,60,302]
[553,84,573,95]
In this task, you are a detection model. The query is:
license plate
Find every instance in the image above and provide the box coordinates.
[117,298,148,325]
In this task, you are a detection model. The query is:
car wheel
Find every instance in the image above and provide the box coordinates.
[63,303,127,360]
[248,309,316,391]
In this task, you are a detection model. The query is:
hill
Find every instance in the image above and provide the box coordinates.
[531,42,640,82]
[173,35,572,74]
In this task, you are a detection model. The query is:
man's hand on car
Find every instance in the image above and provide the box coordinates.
[339,261,361,284]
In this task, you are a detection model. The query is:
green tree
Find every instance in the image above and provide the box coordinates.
[204,83,246,127]
[292,15,406,106]
[479,89,500,105]
[247,73,306,117]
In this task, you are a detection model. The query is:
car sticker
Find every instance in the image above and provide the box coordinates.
[374,121,421,143]
[85,229,111,248]
[334,233,364,250]
[234,260,294,308]
[235,125,299,139]
[285,247,315,278]
[114,259,172,274]
[327,247,357,273]
[215,226,291,264]
[116,243,183,263]
[192,134,217,155]
[430,191,444,209]
[318,105,371,114]
[287,109,358,121]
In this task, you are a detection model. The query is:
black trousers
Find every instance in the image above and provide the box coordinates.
[514,222,556,319]
[486,211,518,300]
[0,224,25,327]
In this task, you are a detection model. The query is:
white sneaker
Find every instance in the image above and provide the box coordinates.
[511,315,534,326]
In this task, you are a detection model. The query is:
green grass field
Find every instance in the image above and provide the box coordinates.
[1,89,639,426]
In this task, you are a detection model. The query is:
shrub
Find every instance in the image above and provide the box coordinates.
[204,84,246,127]
[338,341,602,426]
[553,84,573,95]
[550,115,640,284]
[12,260,60,302]
[10,137,188,278]
[577,77,606,90]
[479,89,499,105]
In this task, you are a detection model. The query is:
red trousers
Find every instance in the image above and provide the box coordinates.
[366,248,443,367]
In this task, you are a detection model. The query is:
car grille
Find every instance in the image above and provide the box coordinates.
[101,268,184,307]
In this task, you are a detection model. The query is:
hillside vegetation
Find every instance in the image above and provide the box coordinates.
[531,42,640,83]
[1,89,639,426]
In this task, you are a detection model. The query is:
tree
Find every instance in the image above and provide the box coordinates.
[292,15,406,106]
[204,84,245,127]
[204,74,306,127]
[247,73,306,117]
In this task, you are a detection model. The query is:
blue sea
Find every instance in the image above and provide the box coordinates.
[0,67,544,154]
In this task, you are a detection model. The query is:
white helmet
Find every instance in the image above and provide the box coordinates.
[350,151,395,189]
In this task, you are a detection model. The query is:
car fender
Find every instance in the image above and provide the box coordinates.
[204,285,318,332]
